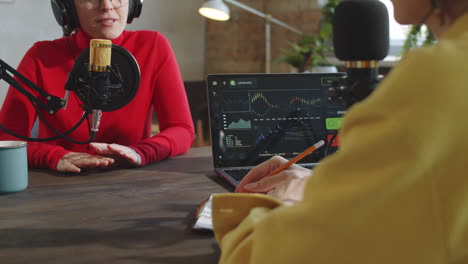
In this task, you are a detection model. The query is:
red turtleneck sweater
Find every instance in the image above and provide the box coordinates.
[0,30,194,170]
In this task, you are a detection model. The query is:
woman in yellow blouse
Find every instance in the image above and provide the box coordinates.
[212,0,468,263]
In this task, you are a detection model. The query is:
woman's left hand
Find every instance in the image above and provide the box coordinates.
[89,142,142,167]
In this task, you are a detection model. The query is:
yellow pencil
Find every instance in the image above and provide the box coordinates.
[269,140,325,176]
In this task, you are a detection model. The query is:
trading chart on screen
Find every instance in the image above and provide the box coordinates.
[208,74,345,167]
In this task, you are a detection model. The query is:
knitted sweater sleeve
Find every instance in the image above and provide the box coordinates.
[130,33,194,165]
[0,45,70,169]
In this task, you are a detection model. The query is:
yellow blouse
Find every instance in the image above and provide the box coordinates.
[212,13,468,264]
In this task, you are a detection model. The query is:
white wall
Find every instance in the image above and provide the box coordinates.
[0,0,206,106]
[127,0,206,81]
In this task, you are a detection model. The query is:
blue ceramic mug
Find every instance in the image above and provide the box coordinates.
[0,141,28,193]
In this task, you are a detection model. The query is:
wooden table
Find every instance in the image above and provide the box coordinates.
[0,147,232,264]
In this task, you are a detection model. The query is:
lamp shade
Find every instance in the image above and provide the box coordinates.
[199,0,230,21]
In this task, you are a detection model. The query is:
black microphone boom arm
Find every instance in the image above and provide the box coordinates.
[0,43,139,144]
[0,58,97,144]
[0,59,67,114]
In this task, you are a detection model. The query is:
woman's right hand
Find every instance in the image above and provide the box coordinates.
[235,156,312,200]
[56,152,115,173]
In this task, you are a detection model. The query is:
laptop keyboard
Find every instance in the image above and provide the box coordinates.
[224,169,251,181]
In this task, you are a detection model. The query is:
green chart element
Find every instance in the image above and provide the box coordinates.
[325,117,343,130]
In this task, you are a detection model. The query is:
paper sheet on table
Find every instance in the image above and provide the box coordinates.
[193,195,213,230]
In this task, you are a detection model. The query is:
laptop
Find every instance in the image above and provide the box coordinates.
[206,73,346,186]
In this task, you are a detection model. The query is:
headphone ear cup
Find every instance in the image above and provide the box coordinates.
[127,0,143,24]
[51,0,79,36]
[51,0,68,27]
[67,1,80,30]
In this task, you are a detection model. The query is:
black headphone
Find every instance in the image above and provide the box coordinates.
[51,0,143,37]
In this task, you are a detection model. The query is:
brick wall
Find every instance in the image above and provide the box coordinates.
[205,0,323,74]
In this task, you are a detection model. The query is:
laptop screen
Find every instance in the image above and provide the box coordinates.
[207,73,346,168]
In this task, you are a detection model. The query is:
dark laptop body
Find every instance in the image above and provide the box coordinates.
[206,73,346,186]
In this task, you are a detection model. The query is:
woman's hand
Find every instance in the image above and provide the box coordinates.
[89,142,142,167]
[236,156,312,203]
[56,152,115,173]
[265,176,310,205]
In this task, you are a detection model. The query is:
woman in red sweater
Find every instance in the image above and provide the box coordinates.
[0,0,194,173]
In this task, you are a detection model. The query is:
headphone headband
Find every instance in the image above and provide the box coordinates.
[51,0,143,37]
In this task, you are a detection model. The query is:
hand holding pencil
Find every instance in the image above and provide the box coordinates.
[236,140,325,197]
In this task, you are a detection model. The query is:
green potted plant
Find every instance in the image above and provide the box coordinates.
[276,0,339,72]
[402,24,436,54]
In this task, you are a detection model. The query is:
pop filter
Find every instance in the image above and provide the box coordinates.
[67,44,140,112]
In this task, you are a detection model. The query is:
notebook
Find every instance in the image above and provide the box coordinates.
[206,73,346,186]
